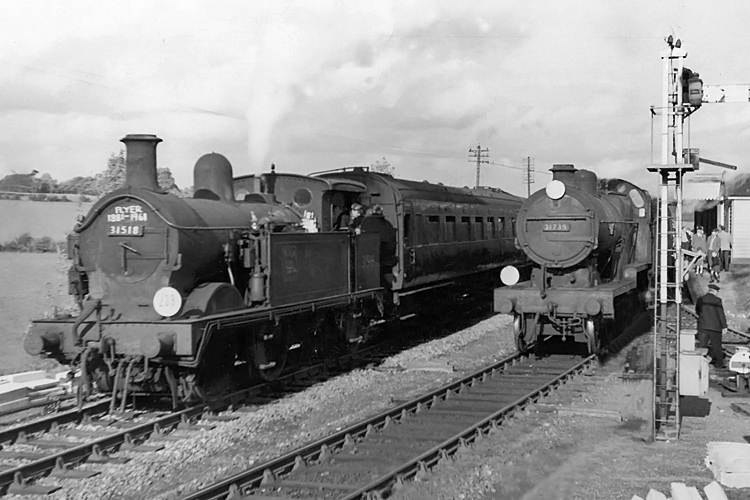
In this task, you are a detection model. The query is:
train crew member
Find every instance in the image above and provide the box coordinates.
[707,228,721,283]
[718,225,733,272]
[691,226,707,276]
[696,283,727,369]
[334,206,352,231]
[347,203,364,235]
[334,202,365,232]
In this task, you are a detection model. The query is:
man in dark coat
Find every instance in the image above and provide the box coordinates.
[696,283,727,368]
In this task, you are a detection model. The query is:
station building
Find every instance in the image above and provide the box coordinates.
[683,172,750,265]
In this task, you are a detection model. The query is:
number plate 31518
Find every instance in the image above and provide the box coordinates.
[108,225,144,236]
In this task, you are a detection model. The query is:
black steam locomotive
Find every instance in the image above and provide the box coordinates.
[25,134,526,406]
[493,164,653,354]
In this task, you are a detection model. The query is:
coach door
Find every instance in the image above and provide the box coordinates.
[399,201,415,286]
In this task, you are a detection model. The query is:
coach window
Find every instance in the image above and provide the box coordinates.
[426,215,441,244]
[445,215,456,242]
[474,216,484,240]
[487,216,495,239]
[498,217,506,236]
[511,217,517,237]
[460,216,471,241]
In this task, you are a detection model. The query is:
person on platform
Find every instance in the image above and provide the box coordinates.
[681,226,692,251]
[691,226,708,276]
[696,283,727,369]
[718,225,733,272]
[707,228,722,283]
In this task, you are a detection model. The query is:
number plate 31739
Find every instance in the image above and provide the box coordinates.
[543,223,570,232]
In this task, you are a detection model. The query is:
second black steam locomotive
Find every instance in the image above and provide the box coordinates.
[493,164,653,354]
[25,134,527,407]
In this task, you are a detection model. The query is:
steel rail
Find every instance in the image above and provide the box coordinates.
[0,321,429,496]
[181,352,595,500]
[0,401,212,494]
[0,296,488,496]
[0,399,112,447]
[340,355,594,500]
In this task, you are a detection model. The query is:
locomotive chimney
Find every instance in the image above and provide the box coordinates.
[193,153,235,202]
[121,134,163,191]
[550,164,577,187]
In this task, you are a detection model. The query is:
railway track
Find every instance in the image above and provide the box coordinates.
[179,352,595,500]
[0,344,399,496]
[0,299,494,496]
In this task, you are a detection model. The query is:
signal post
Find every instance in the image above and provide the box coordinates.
[648,36,702,441]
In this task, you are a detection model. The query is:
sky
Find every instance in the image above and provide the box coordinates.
[1,1,750,198]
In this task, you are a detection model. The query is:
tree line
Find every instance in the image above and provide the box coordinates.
[1,152,395,198]
[0,150,180,196]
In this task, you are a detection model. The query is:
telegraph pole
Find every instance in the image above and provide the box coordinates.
[468,144,489,188]
[522,156,535,196]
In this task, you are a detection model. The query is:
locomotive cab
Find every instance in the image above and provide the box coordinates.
[233,171,368,232]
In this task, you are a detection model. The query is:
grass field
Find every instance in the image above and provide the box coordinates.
[0,199,93,242]
[0,253,72,375]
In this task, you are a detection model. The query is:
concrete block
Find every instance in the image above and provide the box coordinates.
[630,496,644,500]
[0,397,31,414]
[704,481,729,500]
[706,442,750,488]
[0,385,29,403]
[646,489,667,500]
[686,486,702,500]
[8,370,47,383]
[670,482,689,500]
[25,379,60,391]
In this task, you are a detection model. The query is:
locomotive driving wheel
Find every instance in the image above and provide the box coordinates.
[247,321,289,381]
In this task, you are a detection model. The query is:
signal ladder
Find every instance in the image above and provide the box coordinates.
[648,167,691,440]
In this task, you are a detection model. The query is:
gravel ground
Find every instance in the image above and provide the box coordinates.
[393,268,750,500]
[6,313,516,500]
[10,269,750,500]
